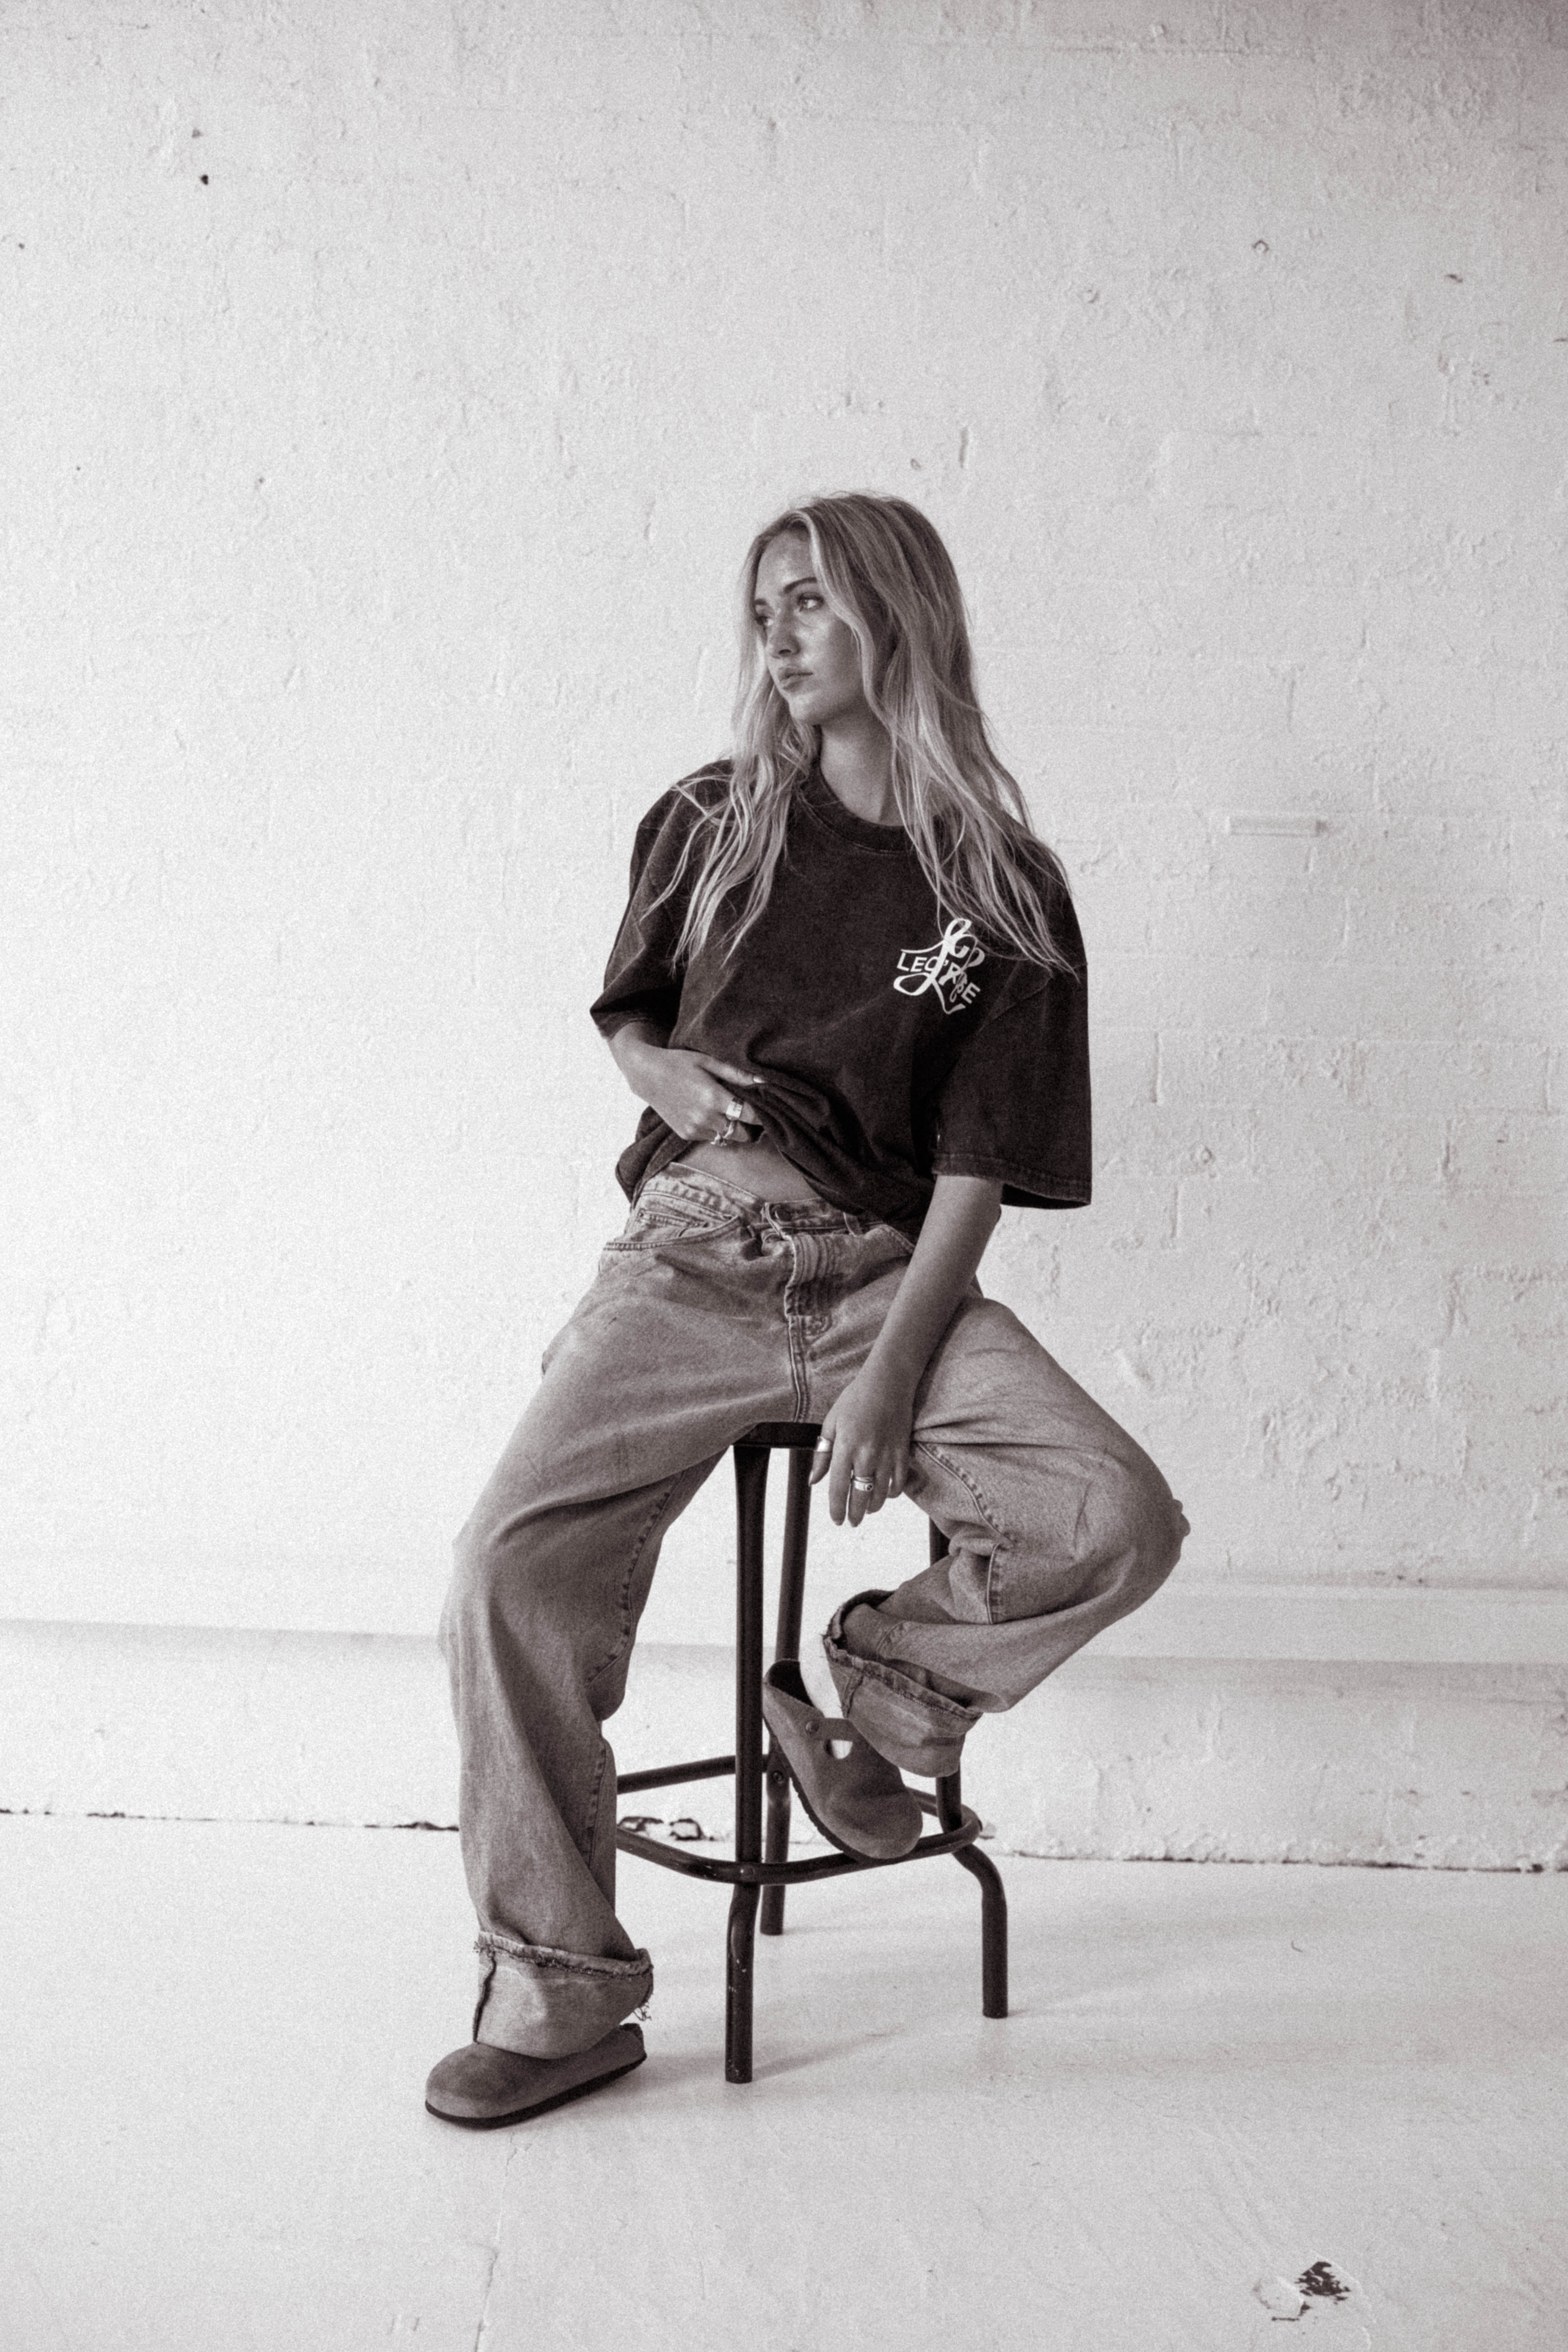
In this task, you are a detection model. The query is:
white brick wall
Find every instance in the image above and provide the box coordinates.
[3,6,1564,1794]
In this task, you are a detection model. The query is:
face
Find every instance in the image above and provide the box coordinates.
[752,532,869,730]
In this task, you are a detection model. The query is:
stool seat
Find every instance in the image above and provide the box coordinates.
[615,1418,1008,2083]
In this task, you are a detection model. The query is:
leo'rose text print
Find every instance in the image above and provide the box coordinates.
[893,917,986,1014]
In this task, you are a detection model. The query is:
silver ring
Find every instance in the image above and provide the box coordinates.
[716,1117,738,1146]
[813,1436,833,1452]
[850,1474,875,1493]
[724,1096,745,1120]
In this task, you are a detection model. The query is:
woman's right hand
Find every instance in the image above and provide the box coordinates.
[613,1033,766,1143]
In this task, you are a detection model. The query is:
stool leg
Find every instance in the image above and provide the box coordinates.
[761,1448,813,1937]
[926,1520,1009,2014]
[938,1770,1009,2020]
[759,1771,790,1937]
[727,1445,769,2082]
[726,1884,761,2082]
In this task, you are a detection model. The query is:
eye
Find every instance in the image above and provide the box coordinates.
[796,593,822,611]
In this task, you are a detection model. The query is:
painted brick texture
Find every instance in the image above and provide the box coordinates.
[2,1,1564,1643]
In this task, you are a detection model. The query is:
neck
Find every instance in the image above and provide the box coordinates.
[817,712,897,826]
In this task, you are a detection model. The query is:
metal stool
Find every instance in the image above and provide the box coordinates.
[615,1420,1008,2083]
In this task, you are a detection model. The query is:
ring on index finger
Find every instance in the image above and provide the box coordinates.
[724,1097,745,1120]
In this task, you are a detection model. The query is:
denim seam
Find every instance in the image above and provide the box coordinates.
[788,1332,809,1421]
[583,1475,684,1698]
[579,1735,612,1875]
[780,1229,814,1420]
[470,1949,495,2040]
[911,1439,1012,1625]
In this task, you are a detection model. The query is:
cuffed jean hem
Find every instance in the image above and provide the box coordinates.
[472,1933,653,2060]
[822,1595,979,1780]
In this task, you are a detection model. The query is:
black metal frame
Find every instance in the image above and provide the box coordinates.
[616,1421,1008,2083]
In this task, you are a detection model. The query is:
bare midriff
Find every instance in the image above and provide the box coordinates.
[674,1132,825,1202]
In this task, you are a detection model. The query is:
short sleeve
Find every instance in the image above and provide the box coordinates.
[929,901,1091,1210]
[589,776,722,1041]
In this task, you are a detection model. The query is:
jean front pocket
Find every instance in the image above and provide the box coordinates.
[853,1218,916,1267]
[600,1194,745,1256]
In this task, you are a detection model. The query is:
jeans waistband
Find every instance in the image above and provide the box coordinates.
[640,1161,879,1237]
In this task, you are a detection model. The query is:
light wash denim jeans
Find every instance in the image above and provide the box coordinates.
[439,1164,1189,2058]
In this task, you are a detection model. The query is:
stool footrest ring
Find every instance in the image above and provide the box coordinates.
[616,1755,735,1795]
[616,1773,984,1884]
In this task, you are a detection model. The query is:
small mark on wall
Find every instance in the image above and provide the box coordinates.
[1222,812,1327,837]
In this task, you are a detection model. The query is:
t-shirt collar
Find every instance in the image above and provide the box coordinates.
[799,761,916,858]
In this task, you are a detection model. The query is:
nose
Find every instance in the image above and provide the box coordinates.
[766,610,798,662]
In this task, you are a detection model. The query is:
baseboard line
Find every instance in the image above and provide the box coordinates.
[2,1613,1564,1867]
[5,1580,1566,1661]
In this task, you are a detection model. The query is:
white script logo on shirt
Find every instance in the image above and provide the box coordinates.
[893,917,986,1014]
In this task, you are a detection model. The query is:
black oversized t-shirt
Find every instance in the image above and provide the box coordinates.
[590,762,1091,1238]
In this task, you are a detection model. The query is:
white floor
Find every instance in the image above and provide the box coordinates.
[1,1818,1563,2352]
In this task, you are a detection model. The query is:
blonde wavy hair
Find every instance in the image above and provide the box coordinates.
[659,492,1075,978]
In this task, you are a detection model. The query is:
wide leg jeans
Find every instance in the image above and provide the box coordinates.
[439,1165,1189,2058]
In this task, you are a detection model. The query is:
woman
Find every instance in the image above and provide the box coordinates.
[426,494,1188,2128]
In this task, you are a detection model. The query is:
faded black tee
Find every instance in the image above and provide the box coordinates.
[590,762,1091,1238]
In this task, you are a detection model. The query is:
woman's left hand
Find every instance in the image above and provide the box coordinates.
[810,1365,917,1528]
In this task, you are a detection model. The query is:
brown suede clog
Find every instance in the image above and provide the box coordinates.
[762,1660,923,1861]
[424,2022,645,2129]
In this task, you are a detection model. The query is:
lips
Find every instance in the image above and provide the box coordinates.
[778,670,811,688]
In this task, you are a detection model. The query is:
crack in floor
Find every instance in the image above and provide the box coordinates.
[473,2134,522,2350]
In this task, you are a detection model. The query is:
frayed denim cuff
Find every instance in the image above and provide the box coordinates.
[473,1932,653,2059]
[822,1600,979,1780]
